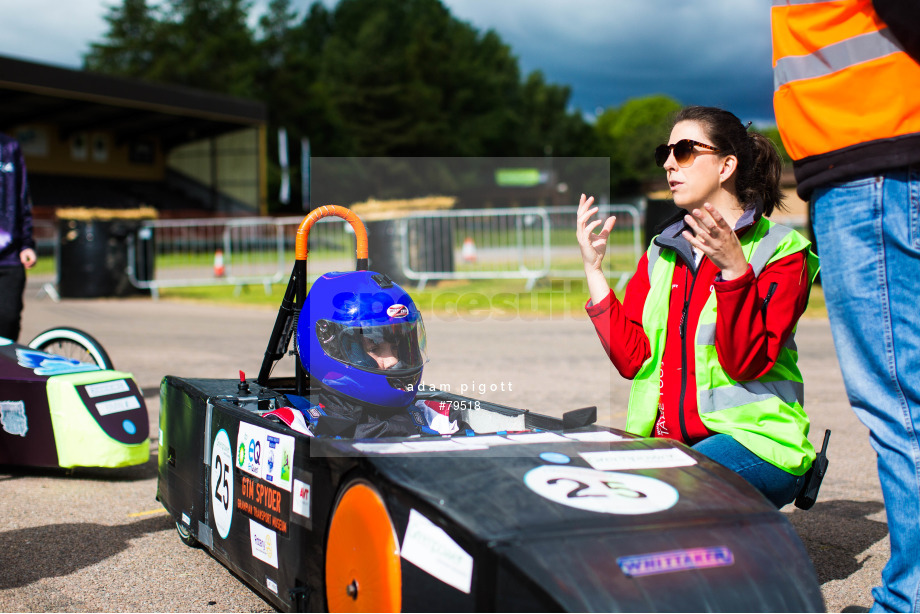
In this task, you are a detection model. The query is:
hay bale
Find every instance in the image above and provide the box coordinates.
[55,207,159,221]
[346,196,456,221]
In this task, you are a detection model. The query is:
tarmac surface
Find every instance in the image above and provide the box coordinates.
[0,278,886,612]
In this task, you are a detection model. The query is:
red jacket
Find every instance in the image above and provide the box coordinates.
[587,214,811,445]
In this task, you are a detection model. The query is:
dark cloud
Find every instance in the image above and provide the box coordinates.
[445,0,777,124]
[0,1,777,125]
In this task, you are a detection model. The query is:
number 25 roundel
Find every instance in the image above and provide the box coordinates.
[523,465,678,515]
[211,429,234,539]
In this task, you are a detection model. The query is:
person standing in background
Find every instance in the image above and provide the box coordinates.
[772,1,920,611]
[0,133,37,342]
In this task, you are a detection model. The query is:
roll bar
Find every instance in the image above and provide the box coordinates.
[295,205,368,269]
[258,206,369,388]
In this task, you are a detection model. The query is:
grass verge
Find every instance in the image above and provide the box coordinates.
[158,276,829,320]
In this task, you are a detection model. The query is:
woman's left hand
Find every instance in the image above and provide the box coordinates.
[681,204,747,280]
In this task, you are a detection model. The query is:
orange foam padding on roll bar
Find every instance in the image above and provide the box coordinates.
[295,205,368,261]
[325,482,402,613]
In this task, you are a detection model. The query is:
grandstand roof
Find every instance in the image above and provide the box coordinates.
[0,55,266,151]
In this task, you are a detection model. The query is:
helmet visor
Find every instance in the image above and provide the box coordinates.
[315,319,427,374]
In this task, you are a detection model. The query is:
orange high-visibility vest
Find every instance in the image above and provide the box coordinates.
[772,0,920,162]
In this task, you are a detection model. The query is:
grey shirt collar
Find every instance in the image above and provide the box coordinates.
[653,204,761,274]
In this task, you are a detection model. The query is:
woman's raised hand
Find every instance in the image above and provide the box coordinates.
[681,203,747,280]
[576,194,617,273]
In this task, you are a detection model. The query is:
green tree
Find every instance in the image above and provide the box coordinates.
[596,95,682,196]
[517,71,603,158]
[83,0,604,210]
[84,0,166,76]
[756,126,792,165]
[313,0,523,156]
[85,0,258,98]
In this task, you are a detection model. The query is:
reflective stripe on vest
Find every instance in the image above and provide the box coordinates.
[774,27,903,91]
[696,322,797,353]
[649,222,792,281]
[698,379,805,415]
[771,0,920,160]
[630,217,818,474]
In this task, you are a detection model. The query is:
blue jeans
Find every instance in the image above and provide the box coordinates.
[811,165,920,613]
[692,433,805,508]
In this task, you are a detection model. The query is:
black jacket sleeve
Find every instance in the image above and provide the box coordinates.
[873,0,920,62]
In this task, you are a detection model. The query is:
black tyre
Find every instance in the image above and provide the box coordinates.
[176,520,198,548]
[28,327,115,370]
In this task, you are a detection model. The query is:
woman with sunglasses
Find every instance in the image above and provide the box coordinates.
[576,106,819,508]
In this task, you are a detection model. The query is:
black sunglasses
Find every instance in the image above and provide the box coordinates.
[655,139,721,167]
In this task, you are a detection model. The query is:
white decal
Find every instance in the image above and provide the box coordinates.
[401,509,473,594]
[351,442,417,454]
[387,304,409,318]
[461,435,518,446]
[400,439,488,452]
[0,401,28,436]
[15,348,100,375]
[249,519,279,568]
[524,466,679,515]
[236,422,295,492]
[96,396,141,416]
[581,448,697,471]
[85,379,130,398]
[506,432,568,443]
[563,431,626,443]
[292,479,311,519]
[266,577,278,594]
[210,429,234,539]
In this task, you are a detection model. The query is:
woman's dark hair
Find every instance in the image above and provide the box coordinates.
[672,106,786,216]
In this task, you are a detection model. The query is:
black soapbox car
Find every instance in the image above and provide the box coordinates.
[156,206,825,612]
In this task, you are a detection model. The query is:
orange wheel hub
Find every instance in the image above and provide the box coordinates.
[325,482,402,612]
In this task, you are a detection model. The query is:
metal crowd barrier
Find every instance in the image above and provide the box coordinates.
[544,204,642,292]
[119,206,643,297]
[397,208,551,291]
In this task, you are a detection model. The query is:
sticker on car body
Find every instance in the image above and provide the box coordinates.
[210,429,234,539]
[236,421,295,492]
[401,509,473,594]
[0,401,28,437]
[617,546,734,577]
[85,379,130,398]
[249,519,279,568]
[292,478,311,519]
[580,448,697,471]
[523,465,679,515]
[95,395,141,416]
[15,348,100,376]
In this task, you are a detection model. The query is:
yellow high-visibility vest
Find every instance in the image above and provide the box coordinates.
[629,217,819,475]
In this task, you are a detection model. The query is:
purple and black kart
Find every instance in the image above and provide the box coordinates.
[0,327,149,469]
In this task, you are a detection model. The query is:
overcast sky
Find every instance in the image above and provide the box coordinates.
[0,0,777,125]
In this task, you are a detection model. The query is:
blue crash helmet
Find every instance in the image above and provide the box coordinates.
[297,271,428,408]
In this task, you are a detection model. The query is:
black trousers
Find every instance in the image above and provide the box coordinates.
[0,264,26,342]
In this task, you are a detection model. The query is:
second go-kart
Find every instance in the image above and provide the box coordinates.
[156,206,824,612]
[0,327,149,469]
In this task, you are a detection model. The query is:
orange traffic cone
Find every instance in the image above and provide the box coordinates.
[214,249,225,277]
[461,236,477,263]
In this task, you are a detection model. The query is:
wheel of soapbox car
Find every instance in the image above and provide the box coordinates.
[28,327,114,370]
